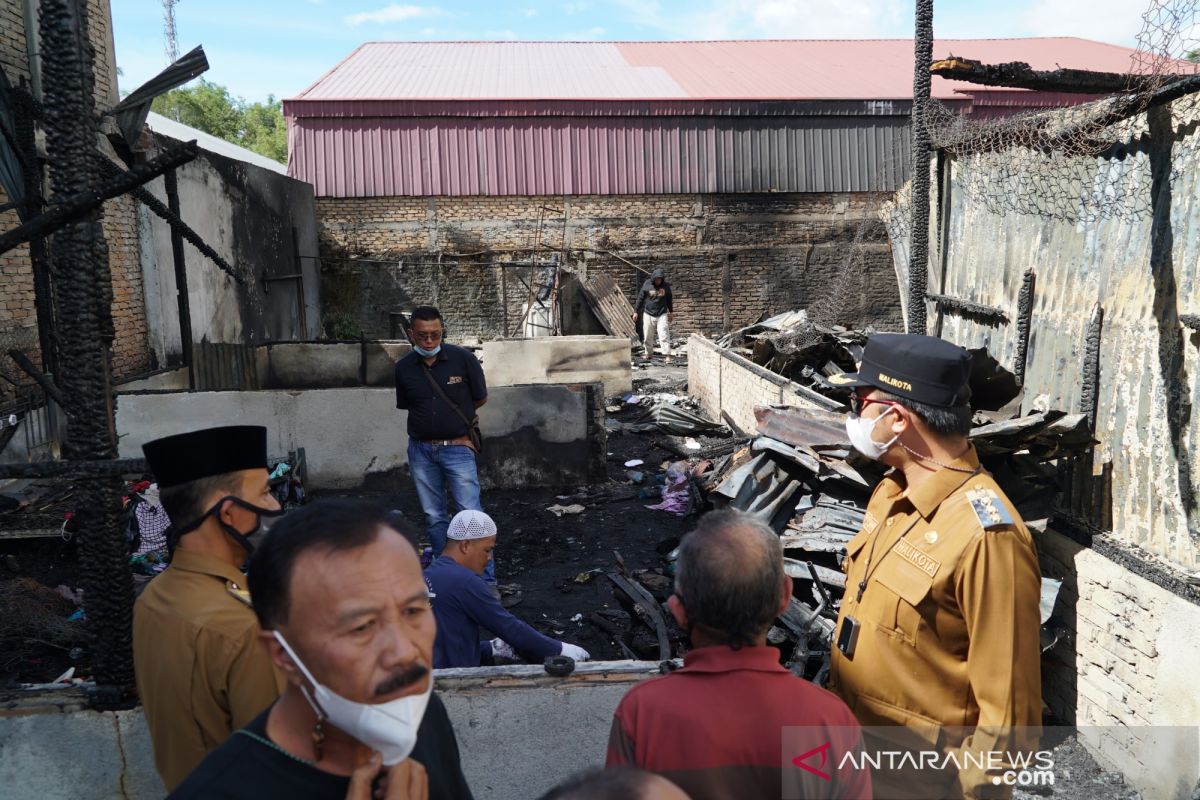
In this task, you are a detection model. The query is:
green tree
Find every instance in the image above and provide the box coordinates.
[151,80,287,164]
[241,96,288,163]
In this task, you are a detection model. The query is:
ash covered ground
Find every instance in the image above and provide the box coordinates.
[360,362,701,662]
[0,362,1161,797]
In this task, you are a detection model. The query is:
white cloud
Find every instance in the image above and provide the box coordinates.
[345,4,443,26]
[613,0,904,39]
[521,7,539,17]
[1022,0,1145,46]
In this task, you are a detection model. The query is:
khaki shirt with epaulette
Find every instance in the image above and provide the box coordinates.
[829,446,1042,799]
[133,549,283,791]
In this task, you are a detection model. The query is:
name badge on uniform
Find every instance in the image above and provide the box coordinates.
[447,376,464,385]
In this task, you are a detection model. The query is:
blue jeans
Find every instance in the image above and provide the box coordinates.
[407,440,494,582]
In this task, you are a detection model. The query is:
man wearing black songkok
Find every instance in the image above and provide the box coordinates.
[133,425,285,790]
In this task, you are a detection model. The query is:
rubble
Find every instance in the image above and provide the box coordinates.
[691,336,1098,680]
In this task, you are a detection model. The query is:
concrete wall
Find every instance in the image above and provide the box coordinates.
[1038,528,1200,798]
[0,700,165,800]
[259,341,411,388]
[688,334,838,434]
[0,661,658,800]
[140,136,321,368]
[114,383,604,490]
[439,661,658,799]
[315,192,902,341]
[482,336,631,396]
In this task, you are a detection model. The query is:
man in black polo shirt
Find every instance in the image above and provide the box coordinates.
[395,306,491,582]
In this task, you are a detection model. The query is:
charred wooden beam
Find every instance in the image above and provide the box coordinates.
[97,155,243,284]
[1014,268,1036,387]
[6,349,65,406]
[0,140,198,256]
[926,292,1009,325]
[0,457,146,479]
[607,572,671,662]
[930,57,1172,94]
[1080,304,1104,431]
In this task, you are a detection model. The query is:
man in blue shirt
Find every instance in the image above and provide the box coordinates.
[395,305,493,582]
[425,510,592,669]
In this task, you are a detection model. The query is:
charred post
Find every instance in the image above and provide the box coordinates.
[164,169,194,384]
[908,0,934,334]
[1014,268,1036,387]
[38,0,134,697]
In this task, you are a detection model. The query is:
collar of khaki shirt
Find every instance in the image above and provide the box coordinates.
[877,444,982,519]
[169,548,249,588]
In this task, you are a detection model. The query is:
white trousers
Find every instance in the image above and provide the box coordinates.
[642,313,672,356]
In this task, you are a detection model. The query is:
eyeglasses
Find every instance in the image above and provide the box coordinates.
[848,394,899,415]
[410,330,442,342]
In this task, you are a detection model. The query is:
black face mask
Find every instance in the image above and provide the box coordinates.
[172,495,284,556]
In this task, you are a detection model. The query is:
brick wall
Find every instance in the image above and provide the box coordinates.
[1037,528,1200,796]
[105,194,151,377]
[316,192,901,340]
[0,0,152,402]
[687,334,836,433]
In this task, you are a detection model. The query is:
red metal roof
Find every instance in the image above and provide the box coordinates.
[291,38,1167,103]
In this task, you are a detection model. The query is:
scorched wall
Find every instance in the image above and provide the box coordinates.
[316,192,902,340]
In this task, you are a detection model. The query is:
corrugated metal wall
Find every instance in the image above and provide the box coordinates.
[288,115,911,197]
[928,108,1200,570]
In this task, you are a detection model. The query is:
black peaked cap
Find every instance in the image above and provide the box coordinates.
[142,425,269,488]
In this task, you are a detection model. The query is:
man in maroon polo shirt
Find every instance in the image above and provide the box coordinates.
[606,509,871,800]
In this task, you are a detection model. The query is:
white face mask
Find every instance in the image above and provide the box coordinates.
[845,407,899,460]
[274,631,432,765]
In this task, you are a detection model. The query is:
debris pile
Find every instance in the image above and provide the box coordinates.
[687,345,1095,679]
[717,310,869,405]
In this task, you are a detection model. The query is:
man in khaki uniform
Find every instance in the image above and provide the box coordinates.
[134,425,285,790]
[827,334,1042,799]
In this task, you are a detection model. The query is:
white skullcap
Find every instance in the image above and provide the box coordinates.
[447,510,498,541]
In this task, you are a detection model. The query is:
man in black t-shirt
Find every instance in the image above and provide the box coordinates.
[394,305,491,581]
[171,500,473,800]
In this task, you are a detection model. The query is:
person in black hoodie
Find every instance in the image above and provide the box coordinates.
[632,269,675,361]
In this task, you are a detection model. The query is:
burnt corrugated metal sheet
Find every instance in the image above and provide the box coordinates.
[580,274,639,340]
[926,107,1200,571]
[288,115,910,196]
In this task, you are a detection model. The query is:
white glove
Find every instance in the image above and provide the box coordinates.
[490,638,518,661]
[559,642,591,662]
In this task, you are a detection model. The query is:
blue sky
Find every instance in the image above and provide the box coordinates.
[110,0,1150,103]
